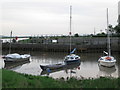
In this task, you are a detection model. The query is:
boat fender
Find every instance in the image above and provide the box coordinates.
[46,68,51,73]
[78,67,80,70]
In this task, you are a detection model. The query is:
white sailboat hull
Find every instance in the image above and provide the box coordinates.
[99,60,116,67]
[3,53,31,63]
[98,56,116,67]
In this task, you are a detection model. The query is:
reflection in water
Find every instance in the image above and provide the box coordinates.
[2,51,119,79]
[98,65,116,77]
[117,53,120,77]
[118,62,120,77]
[0,57,4,69]
[4,60,30,69]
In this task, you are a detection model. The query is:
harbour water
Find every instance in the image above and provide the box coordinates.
[1,51,120,79]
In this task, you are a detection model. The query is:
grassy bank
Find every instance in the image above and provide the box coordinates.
[2,69,120,88]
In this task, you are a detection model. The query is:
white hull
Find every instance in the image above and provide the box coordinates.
[98,56,116,67]
[98,60,116,67]
[64,54,80,65]
[3,53,31,63]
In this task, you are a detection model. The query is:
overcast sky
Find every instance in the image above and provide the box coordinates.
[1,0,120,36]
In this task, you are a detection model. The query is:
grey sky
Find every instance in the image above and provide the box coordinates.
[1,0,120,36]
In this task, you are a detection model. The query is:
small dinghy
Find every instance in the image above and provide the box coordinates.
[40,62,81,75]
[40,63,66,70]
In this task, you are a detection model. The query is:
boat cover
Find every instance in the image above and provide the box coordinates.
[5,53,30,59]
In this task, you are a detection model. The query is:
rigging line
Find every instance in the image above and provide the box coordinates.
[69,5,72,53]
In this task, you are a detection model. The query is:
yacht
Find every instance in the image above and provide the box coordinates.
[64,6,80,65]
[98,8,116,67]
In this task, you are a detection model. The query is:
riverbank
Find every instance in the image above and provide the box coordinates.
[2,36,120,52]
[2,69,120,88]
[2,43,120,53]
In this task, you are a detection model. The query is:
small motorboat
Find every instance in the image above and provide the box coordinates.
[40,63,66,70]
[98,56,116,67]
[64,54,80,65]
[2,53,31,63]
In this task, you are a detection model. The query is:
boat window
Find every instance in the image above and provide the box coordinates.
[70,57,74,59]
[65,57,69,60]
[75,57,79,59]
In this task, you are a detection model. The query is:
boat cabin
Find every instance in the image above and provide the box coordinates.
[64,54,80,61]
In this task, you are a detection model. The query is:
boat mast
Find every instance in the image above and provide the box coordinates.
[9,31,12,54]
[69,5,72,54]
[107,8,111,56]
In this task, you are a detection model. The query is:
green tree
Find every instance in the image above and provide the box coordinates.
[97,32,106,36]
[74,33,79,37]
[114,24,120,34]
[108,25,115,34]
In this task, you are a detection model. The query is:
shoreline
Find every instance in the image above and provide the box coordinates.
[2,69,120,88]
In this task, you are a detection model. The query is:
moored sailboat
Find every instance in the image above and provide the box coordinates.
[98,8,116,67]
[2,31,31,63]
[64,6,80,65]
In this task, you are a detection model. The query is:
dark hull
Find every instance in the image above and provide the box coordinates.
[40,63,66,70]
[40,62,81,75]
[4,57,30,64]
[4,60,30,69]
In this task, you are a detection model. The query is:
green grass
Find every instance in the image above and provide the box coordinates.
[0,69,2,90]
[2,69,120,88]
[18,39,31,43]
[2,69,69,88]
